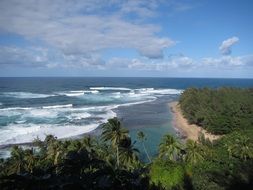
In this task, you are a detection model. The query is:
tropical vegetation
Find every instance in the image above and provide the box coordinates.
[179,87,253,134]
[0,88,253,189]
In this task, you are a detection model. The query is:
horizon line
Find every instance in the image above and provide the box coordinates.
[0,76,252,80]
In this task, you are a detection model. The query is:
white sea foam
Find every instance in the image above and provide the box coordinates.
[0,104,117,145]
[70,90,85,93]
[136,88,183,95]
[15,120,27,124]
[0,107,33,111]
[119,98,157,107]
[28,109,57,118]
[1,92,56,99]
[0,108,31,117]
[90,87,131,91]
[0,87,183,146]
[0,107,57,118]
[90,90,99,94]
[98,109,117,123]
[58,90,99,97]
[111,92,121,98]
[42,104,73,109]
[69,112,91,120]
[57,91,84,97]
[65,92,84,97]
[0,123,100,145]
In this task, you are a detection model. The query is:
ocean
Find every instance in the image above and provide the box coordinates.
[0,77,252,159]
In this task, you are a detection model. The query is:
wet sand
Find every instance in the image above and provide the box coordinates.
[169,101,220,141]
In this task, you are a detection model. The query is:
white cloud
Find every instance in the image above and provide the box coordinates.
[105,55,195,71]
[219,36,239,55]
[120,0,157,18]
[0,45,107,70]
[202,55,253,67]
[0,0,174,59]
[1,45,252,73]
[0,0,251,76]
[0,46,50,67]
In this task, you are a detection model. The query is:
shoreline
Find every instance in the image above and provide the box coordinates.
[169,101,220,142]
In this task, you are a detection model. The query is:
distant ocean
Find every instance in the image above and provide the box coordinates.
[0,77,252,158]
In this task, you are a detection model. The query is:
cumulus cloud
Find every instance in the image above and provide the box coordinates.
[0,0,174,59]
[0,45,107,69]
[105,55,195,71]
[0,0,250,76]
[0,46,51,67]
[202,55,253,67]
[1,45,252,73]
[219,36,239,55]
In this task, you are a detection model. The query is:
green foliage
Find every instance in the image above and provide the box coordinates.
[101,117,129,168]
[179,87,253,134]
[159,134,182,161]
[150,160,185,190]
[184,140,204,165]
[190,129,253,190]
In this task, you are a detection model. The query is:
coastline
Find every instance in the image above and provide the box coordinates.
[169,101,220,141]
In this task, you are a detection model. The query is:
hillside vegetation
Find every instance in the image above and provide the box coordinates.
[179,87,253,134]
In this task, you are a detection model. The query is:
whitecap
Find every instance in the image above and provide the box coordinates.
[0,123,99,145]
[65,92,84,97]
[15,120,27,124]
[111,92,121,99]
[0,107,32,110]
[1,92,56,99]
[90,87,131,91]
[90,90,99,94]
[69,90,85,93]
[0,107,32,117]
[29,109,57,118]
[119,98,157,107]
[0,103,119,146]
[135,88,183,95]
[42,104,73,109]
[69,112,91,120]
[58,90,99,97]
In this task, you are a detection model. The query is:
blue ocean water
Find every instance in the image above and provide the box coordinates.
[0,77,252,158]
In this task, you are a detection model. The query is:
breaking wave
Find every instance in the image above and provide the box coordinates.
[1,92,56,99]
[0,87,183,145]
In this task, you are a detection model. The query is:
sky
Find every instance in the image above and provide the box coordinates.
[0,0,253,78]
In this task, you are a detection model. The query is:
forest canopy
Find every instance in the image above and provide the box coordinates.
[179,87,253,134]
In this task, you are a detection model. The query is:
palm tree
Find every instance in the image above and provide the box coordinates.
[47,140,65,166]
[101,117,129,168]
[67,140,82,152]
[137,131,151,163]
[24,148,37,173]
[9,146,26,174]
[81,135,96,153]
[185,140,204,165]
[119,137,139,169]
[159,134,182,161]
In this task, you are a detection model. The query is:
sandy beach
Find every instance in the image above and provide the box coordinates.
[169,101,220,142]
